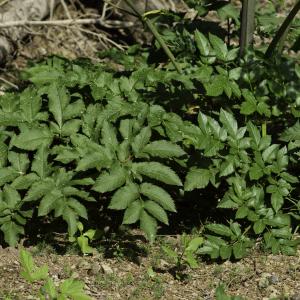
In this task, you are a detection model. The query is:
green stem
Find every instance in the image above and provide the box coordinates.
[262,122,267,137]
[265,0,300,58]
[123,0,182,74]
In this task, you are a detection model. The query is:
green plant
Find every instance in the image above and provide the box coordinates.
[69,221,100,255]
[162,234,203,279]
[19,248,92,300]
[0,7,299,264]
[215,284,244,300]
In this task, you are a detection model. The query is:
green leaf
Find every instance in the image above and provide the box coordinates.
[186,237,204,252]
[61,119,81,136]
[92,166,126,193]
[143,140,185,158]
[1,221,24,247]
[43,278,57,299]
[119,119,134,140]
[122,200,143,224]
[101,120,118,149]
[32,146,50,179]
[162,245,178,263]
[108,183,139,210]
[76,149,111,172]
[62,207,78,237]
[133,162,182,186]
[204,77,225,97]
[219,245,232,260]
[132,126,151,156]
[24,179,54,202]
[0,167,19,186]
[3,184,21,208]
[271,192,284,213]
[247,122,261,147]
[8,152,30,174]
[38,191,62,216]
[144,200,169,225]
[19,87,42,123]
[140,210,157,243]
[185,252,199,268]
[60,278,92,300]
[67,198,88,219]
[140,183,176,212]
[11,173,39,190]
[206,224,233,237]
[48,83,70,129]
[77,235,95,255]
[195,30,210,56]
[20,249,48,283]
[253,220,266,234]
[233,242,246,259]
[209,33,228,60]
[235,206,248,219]
[184,168,210,191]
[219,160,234,177]
[262,144,278,162]
[219,109,237,137]
[13,127,53,151]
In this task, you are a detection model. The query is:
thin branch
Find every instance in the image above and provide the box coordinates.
[78,27,125,50]
[0,18,133,28]
[123,0,182,74]
[60,0,72,19]
[0,76,19,89]
[265,0,300,58]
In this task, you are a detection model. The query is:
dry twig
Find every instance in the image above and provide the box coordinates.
[0,17,134,28]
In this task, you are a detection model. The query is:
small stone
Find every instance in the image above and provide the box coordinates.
[100,263,113,274]
[266,286,279,298]
[77,260,92,270]
[160,259,169,269]
[268,274,279,284]
[88,263,101,276]
[258,274,270,288]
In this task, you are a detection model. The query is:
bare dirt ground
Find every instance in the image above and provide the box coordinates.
[0,233,299,300]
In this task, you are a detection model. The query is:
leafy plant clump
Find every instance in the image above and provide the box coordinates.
[0,16,299,262]
[19,248,92,300]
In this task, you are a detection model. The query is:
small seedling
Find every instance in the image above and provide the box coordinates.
[162,233,203,279]
[19,248,92,300]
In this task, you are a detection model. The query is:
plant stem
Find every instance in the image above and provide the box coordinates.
[239,0,256,56]
[265,0,300,58]
[123,0,182,74]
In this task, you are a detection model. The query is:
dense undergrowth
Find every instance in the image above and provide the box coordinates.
[0,1,299,268]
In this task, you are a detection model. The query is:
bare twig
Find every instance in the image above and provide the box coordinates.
[0,0,10,7]
[78,27,125,50]
[0,18,133,28]
[0,76,19,89]
[60,0,72,19]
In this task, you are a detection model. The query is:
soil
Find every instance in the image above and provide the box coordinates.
[0,1,299,300]
[0,233,299,300]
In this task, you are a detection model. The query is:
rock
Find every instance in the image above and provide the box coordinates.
[159,259,169,269]
[268,274,279,284]
[100,263,113,274]
[88,263,101,276]
[77,260,92,270]
[258,273,271,288]
[266,286,279,298]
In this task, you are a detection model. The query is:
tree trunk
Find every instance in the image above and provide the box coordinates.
[0,0,59,64]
